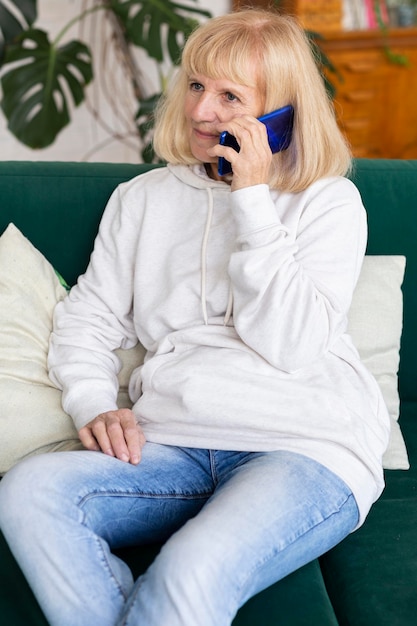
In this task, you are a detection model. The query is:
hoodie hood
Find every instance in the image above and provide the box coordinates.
[167,163,229,191]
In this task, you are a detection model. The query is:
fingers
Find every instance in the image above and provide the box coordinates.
[78,425,102,452]
[210,116,273,189]
[78,409,146,465]
[119,411,146,465]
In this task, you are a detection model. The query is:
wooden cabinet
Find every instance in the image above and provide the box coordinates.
[232,2,417,158]
[320,29,417,158]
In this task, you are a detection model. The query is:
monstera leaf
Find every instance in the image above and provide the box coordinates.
[0,0,37,64]
[111,0,210,63]
[1,28,93,148]
[135,93,163,162]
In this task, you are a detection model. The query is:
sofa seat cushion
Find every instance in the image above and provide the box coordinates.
[320,401,417,626]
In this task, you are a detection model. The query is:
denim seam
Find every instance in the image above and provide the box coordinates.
[92,534,132,603]
[208,450,219,485]
[78,491,211,507]
[228,491,358,618]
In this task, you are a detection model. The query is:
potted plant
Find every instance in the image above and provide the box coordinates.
[0,0,211,160]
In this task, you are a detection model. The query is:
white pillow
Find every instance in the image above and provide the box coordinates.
[0,224,408,473]
[0,224,145,475]
[348,255,408,469]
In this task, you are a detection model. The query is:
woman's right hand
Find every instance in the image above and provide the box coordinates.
[79,408,146,465]
[209,115,273,190]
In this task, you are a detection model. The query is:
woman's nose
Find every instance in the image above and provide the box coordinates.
[193,94,218,122]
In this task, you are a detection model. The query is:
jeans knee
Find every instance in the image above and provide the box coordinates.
[131,532,237,626]
[155,525,228,601]
[0,454,63,526]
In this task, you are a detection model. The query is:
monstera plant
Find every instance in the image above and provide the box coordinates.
[0,0,211,159]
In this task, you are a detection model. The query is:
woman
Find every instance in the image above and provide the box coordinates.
[0,9,390,626]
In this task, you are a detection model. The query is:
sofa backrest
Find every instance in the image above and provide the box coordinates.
[0,159,416,402]
[0,161,151,284]
[349,159,417,403]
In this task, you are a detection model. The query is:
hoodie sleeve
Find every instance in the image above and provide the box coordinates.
[48,185,140,430]
[228,178,367,373]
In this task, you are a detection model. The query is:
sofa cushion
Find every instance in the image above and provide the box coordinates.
[347,255,408,469]
[322,496,417,626]
[0,224,143,475]
[320,401,417,626]
[0,223,408,474]
[0,224,81,475]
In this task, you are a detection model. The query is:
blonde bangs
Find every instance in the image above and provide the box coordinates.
[182,22,262,90]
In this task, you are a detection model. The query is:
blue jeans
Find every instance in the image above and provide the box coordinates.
[0,445,358,626]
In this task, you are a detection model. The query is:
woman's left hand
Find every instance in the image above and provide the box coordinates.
[209,116,273,190]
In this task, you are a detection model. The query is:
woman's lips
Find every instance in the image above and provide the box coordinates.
[194,128,218,141]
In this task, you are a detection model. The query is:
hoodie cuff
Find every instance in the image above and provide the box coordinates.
[63,382,119,431]
[230,184,283,237]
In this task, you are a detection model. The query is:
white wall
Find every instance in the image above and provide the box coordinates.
[0,0,231,163]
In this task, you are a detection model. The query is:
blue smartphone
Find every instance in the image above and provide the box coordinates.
[217,104,294,177]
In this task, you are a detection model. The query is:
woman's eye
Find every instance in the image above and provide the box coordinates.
[225,92,238,102]
[190,82,204,92]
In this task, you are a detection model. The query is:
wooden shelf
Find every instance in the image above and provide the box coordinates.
[320,28,417,158]
[232,1,417,158]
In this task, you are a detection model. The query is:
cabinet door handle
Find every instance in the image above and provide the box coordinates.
[342,60,378,73]
[343,119,370,130]
[343,90,375,102]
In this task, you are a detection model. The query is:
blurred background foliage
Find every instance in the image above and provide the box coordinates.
[0,0,337,161]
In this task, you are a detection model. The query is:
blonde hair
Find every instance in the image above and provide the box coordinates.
[153,9,351,193]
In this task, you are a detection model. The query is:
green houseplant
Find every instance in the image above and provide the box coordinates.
[0,0,211,160]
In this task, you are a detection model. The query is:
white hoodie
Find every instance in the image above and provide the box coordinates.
[48,164,390,526]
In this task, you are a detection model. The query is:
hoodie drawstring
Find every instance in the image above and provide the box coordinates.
[200,188,234,326]
[224,290,233,326]
[201,189,214,325]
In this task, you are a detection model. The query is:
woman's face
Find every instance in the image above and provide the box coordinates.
[184,72,264,177]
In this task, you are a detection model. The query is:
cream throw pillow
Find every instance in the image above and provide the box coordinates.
[0,224,144,475]
[348,255,408,469]
[0,224,408,474]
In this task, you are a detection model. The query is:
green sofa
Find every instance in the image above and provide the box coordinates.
[0,158,416,625]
